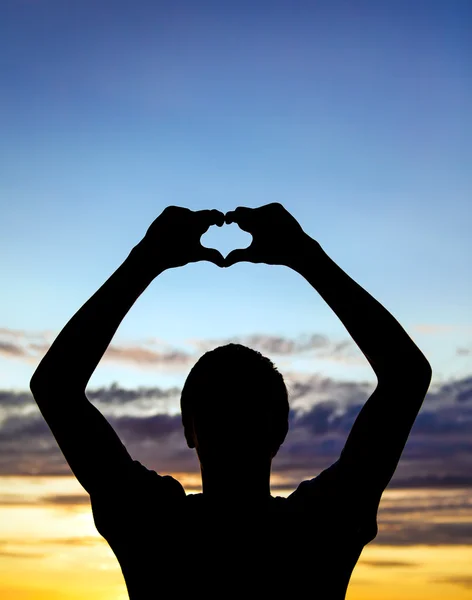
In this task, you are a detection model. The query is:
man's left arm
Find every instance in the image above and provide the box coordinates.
[292,239,432,502]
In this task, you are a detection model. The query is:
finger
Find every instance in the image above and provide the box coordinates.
[196,209,225,229]
[224,247,257,267]
[198,247,226,268]
[224,207,254,230]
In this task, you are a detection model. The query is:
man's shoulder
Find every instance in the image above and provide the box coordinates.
[288,461,341,502]
[90,460,186,507]
[287,461,379,545]
[128,461,186,496]
[90,461,186,538]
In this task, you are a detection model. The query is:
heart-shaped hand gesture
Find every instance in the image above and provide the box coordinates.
[224,203,310,268]
[137,206,226,273]
[136,203,311,274]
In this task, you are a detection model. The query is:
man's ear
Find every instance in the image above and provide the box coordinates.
[182,416,196,449]
[185,429,195,449]
[271,419,289,458]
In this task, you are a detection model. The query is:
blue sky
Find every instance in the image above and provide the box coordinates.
[1,0,471,393]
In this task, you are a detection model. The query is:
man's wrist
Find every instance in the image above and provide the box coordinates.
[126,241,168,282]
[287,235,323,274]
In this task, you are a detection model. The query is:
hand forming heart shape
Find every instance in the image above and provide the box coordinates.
[138,203,311,273]
[200,222,253,261]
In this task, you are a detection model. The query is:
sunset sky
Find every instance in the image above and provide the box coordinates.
[1,1,471,599]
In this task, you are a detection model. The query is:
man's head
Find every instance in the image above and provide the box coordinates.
[181,344,289,466]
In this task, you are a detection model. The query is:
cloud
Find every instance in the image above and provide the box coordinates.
[374,522,472,546]
[0,341,26,358]
[0,536,102,561]
[1,373,472,547]
[0,536,101,547]
[1,374,472,490]
[1,327,366,374]
[0,383,181,411]
[0,327,193,370]
[103,345,191,368]
[381,475,472,488]
[201,333,330,354]
[0,494,90,509]
[412,324,472,334]
[0,390,33,408]
[41,494,90,507]
[190,333,361,364]
[432,576,472,589]
[457,388,472,402]
[426,376,472,405]
[0,549,47,559]
[110,413,183,440]
[39,536,101,546]
[87,382,181,405]
[0,328,53,363]
[0,327,31,339]
[359,560,418,568]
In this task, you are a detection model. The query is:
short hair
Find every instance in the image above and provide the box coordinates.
[181,343,289,454]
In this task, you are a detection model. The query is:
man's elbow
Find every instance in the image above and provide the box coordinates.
[30,370,42,392]
[31,370,87,406]
[30,372,49,400]
[30,369,59,401]
[403,355,432,391]
[377,353,432,389]
[410,353,432,384]
[420,360,432,390]
[30,357,51,393]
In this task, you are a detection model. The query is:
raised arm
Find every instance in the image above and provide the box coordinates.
[291,234,432,494]
[225,203,432,499]
[30,207,225,495]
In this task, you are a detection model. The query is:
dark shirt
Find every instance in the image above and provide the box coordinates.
[91,460,378,599]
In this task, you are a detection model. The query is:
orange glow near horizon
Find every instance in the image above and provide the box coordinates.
[1,476,471,599]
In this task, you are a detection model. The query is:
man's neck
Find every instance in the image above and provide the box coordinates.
[200,460,272,502]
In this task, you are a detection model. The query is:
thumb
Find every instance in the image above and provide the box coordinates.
[224,247,256,267]
[198,247,226,268]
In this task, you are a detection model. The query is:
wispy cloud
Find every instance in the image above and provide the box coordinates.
[0,328,53,362]
[0,327,193,370]
[375,522,472,546]
[86,382,181,405]
[0,536,102,561]
[0,549,47,559]
[0,341,26,358]
[360,559,418,568]
[0,327,367,371]
[0,390,32,408]
[413,324,472,335]
[0,327,39,339]
[103,345,191,368]
[432,576,472,589]
[189,333,365,368]
[41,494,90,507]
[191,333,330,354]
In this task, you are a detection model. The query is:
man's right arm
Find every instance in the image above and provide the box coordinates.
[30,248,159,494]
[30,207,225,495]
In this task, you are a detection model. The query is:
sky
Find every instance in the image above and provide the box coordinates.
[0,1,471,599]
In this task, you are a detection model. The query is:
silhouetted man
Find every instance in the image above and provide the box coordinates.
[30,203,432,599]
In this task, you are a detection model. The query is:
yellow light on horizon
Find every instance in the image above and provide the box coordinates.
[1,476,472,600]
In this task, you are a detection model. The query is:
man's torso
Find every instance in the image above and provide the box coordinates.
[91,462,378,599]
